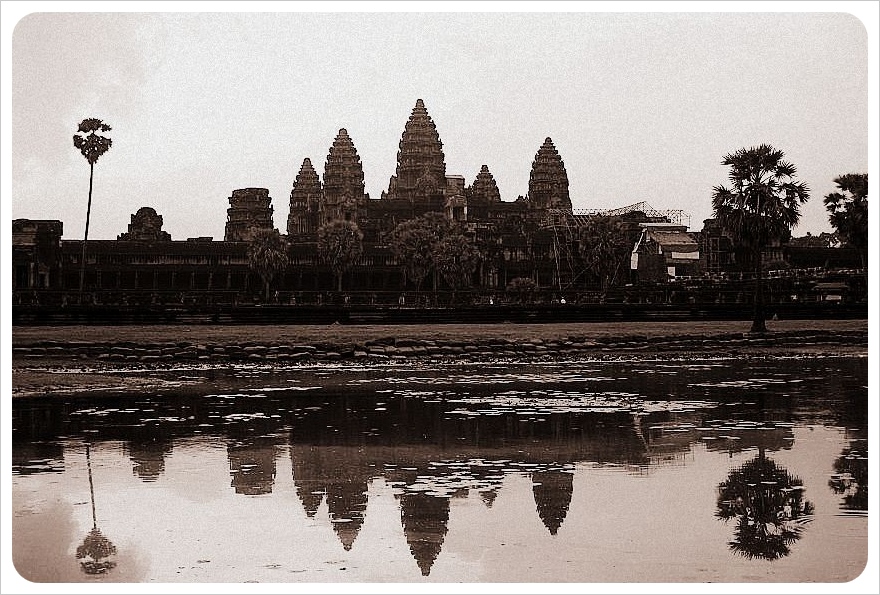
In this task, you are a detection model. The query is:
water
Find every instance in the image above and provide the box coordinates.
[10,355,869,584]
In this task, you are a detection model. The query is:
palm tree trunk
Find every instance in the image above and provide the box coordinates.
[751,247,767,333]
[79,162,94,299]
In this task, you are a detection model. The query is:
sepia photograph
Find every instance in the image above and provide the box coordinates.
[4,2,876,593]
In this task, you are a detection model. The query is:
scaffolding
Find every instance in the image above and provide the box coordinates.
[572,201,691,228]
[541,202,691,291]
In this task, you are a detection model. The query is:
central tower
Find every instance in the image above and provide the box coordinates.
[385,99,447,209]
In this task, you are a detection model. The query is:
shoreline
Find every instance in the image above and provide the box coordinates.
[11,320,868,399]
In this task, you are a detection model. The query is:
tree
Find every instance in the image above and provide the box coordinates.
[577,216,632,298]
[433,232,481,303]
[247,228,290,302]
[824,173,868,267]
[73,118,113,298]
[385,212,453,290]
[788,231,839,248]
[317,220,363,292]
[711,144,810,333]
[506,276,537,304]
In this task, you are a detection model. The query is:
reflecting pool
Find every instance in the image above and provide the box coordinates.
[11,354,868,583]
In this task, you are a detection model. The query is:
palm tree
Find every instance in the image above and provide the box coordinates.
[317,220,363,293]
[247,228,290,302]
[385,212,452,291]
[73,118,113,299]
[433,233,480,304]
[824,173,868,267]
[577,216,631,299]
[711,144,810,333]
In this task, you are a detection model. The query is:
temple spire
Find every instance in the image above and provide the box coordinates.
[322,128,366,224]
[386,99,447,208]
[527,137,571,211]
[287,157,322,236]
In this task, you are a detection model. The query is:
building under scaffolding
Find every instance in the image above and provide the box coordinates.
[541,202,692,291]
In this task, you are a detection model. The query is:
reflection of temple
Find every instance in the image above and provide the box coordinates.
[228,439,279,495]
[126,438,173,482]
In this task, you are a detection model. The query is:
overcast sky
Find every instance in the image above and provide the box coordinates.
[5,3,875,242]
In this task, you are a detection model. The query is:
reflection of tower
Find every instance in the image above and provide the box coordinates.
[531,470,574,536]
[479,487,500,508]
[327,481,369,551]
[399,492,450,576]
[126,437,173,482]
[228,441,278,495]
[77,442,117,575]
[291,445,327,517]
[290,444,371,551]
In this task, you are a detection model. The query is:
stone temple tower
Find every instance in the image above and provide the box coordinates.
[527,137,571,211]
[224,188,274,242]
[322,128,367,224]
[385,99,447,209]
[287,158,323,237]
[470,165,502,203]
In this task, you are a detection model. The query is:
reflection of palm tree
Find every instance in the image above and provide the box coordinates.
[828,446,869,512]
[716,449,813,561]
[77,443,117,574]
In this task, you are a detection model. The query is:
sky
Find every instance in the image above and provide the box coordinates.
[4,3,876,245]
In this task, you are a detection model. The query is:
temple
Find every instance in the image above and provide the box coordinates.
[11,98,866,308]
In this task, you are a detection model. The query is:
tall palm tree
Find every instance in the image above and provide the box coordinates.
[433,232,481,305]
[73,118,113,299]
[577,216,631,299]
[247,228,290,302]
[317,220,363,293]
[711,144,810,333]
[386,212,452,291]
[824,173,868,267]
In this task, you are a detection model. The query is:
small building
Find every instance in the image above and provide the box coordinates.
[631,223,701,282]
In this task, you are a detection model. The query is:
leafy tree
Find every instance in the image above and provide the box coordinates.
[73,118,113,297]
[577,216,631,297]
[247,228,290,302]
[824,173,868,267]
[385,212,453,290]
[433,233,481,302]
[788,231,839,248]
[716,450,814,561]
[506,276,537,304]
[711,144,810,333]
[317,220,363,292]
